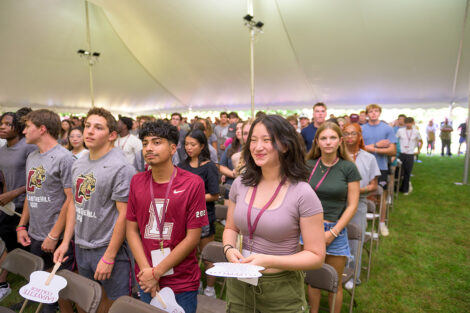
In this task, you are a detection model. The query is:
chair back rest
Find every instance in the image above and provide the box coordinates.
[346,223,362,241]
[366,200,376,213]
[0,248,44,279]
[0,238,5,255]
[305,264,338,293]
[201,241,226,263]
[215,204,228,220]
[219,184,226,197]
[375,185,384,195]
[58,270,102,313]
[109,296,167,313]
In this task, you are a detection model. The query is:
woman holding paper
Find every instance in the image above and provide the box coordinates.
[222,115,325,312]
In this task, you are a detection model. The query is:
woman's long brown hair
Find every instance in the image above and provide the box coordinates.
[306,122,352,162]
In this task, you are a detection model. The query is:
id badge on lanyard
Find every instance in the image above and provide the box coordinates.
[241,178,286,286]
[149,168,176,276]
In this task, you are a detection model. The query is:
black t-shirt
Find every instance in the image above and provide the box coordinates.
[459,123,467,138]
[178,161,219,219]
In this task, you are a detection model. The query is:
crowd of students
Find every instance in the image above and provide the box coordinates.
[0,103,425,313]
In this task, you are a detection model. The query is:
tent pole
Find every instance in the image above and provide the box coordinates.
[463,74,470,184]
[84,0,95,107]
[250,29,255,119]
[248,0,255,119]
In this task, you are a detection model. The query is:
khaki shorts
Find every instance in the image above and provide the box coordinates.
[226,270,307,313]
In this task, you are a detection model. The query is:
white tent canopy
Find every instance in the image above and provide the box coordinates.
[1,0,469,115]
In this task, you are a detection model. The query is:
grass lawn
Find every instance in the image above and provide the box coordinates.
[1,155,469,312]
[348,155,470,313]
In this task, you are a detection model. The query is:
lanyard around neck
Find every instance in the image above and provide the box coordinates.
[247,177,287,243]
[149,167,176,244]
[308,158,338,191]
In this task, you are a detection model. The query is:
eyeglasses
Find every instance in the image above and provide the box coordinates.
[343,132,358,137]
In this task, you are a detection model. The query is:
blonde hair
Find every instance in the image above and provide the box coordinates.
[365,104,382,114]
[306,122,352,162]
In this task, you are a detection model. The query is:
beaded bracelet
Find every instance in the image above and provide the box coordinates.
[16,227,27,232]
[101,257,114,265]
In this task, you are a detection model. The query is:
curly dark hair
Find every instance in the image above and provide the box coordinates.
[1,107,31,138]
[139,119,179,145]
[241,114,309,186]
[1,112,21,138]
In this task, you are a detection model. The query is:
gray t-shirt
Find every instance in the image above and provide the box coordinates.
[355,149,381,199]
[229,177,323,256]
[0,138,37,208]
[72,148,135,248]
[26,144,75,241]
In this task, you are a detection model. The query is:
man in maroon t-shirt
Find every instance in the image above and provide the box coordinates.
[126,120,208,313]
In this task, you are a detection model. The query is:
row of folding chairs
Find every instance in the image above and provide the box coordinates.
[363,159,403,280]
[0,246,227,313]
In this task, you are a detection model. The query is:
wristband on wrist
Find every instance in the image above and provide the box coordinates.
[223,244,234,254]
[16,224,27,229]
[329,228,338,238]
[47,234,59,241]
[16,227,27,232]
[101,257,114,265]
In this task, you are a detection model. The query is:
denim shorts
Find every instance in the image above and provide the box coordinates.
[324,222,351,258]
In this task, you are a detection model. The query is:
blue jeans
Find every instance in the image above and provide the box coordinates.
[139,285,198,313]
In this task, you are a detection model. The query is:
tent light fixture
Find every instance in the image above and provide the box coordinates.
[243,15,264,33]
[77,48,101,65]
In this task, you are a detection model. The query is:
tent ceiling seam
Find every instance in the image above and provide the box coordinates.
[99,5,188,110]
[274,0,319,103]
[451,0,470,103]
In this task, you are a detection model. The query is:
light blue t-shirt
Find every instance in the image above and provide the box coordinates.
[361,122,396,170]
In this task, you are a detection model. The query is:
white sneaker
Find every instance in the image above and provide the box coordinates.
[203,286,216,298]
[0,283,12,301]
[344,279,354,290]
[379,223,389,237]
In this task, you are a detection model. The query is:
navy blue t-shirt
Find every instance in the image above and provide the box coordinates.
[301,124,317,152]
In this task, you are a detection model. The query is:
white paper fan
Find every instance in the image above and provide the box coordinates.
[206,262,264,278]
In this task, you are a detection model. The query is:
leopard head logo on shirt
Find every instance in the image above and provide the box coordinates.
[75,173,96,204]
[26,165,46,192]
